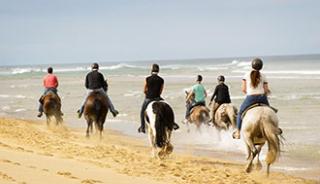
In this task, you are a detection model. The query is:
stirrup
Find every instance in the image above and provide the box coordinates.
[138,126,145,133]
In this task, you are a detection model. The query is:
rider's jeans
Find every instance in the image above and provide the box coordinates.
[236,94,269,130]
[140,97,163,128]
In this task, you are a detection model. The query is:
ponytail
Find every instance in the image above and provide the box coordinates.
[250,70,260,88]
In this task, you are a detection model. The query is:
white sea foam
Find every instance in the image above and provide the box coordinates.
[0,94,10,98]
[11,67,43,74]
[15,108,26,112]
[1,106,11,111]
[232,69,320,75]
[123,90,141,97]
[174,126,246,154]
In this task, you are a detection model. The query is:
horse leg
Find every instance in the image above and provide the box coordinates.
[243,133,258,173]
[227,107,237,129]
[267,164,271,177]
[46,115,50,126]
[186,121,190,133]
[165,130,173,156]
[255,144,263,170]
[86,119,92,138]
[147,126,156,158]
[98,121,103,140]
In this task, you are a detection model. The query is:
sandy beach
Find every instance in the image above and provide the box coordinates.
[0,117,317,184]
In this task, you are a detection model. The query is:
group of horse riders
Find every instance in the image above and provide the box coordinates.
[37,58,275,139]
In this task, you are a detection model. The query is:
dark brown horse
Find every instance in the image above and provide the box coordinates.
[83,91,108,138]
[42,92,63,125]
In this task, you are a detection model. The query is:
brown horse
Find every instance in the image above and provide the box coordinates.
[211,103,237,131]
[42,92,63,125]
[185,91,210,131]
[83,91,108,138]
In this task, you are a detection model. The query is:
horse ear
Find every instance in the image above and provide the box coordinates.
[185,91,189,95]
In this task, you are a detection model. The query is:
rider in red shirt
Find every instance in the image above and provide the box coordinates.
[37,67,60,117]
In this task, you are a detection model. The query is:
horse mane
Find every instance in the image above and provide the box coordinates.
[152,101,174,147]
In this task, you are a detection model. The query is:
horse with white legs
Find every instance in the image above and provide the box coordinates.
[212,103,237,131]
[241,106,282,176]
[145,101,174,159]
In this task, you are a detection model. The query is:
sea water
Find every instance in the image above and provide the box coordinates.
[0,55,319,179]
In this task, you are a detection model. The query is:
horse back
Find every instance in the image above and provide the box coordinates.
[242,106,279,136]
[43,92,61,114]
[84,92,108,118]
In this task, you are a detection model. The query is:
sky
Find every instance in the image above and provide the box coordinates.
[0,0,319,65]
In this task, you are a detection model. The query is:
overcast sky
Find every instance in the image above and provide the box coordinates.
[0,0,319,65]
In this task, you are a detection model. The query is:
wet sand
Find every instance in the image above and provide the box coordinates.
[0,117,318,184]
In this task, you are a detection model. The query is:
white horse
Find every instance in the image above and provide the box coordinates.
[145,100,174,159]
[241,106,282,175]
[212,103,237,131]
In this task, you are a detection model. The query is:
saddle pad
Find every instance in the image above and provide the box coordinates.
[241,103,267,119]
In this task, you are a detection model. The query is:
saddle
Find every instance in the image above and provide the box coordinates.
[39,91,61,104]
[241,103,278,119]
[190,102,208,114]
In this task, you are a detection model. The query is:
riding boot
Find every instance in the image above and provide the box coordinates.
[111,110,119,117]
[232,129,241,139]
[138,126,146,133]
[173,122,179,130]
[77,106,84,118]
[37,112,43,118]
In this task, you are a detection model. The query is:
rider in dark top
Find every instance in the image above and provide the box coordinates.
[138,64,179,133]
[77,63,119,118]
[209,75,231,122]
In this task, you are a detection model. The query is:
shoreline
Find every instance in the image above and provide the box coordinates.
[0,117,318,184]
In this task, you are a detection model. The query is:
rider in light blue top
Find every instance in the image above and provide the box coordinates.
[184,75,207,122]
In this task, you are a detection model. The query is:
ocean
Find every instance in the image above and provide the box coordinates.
[0,55,320,179]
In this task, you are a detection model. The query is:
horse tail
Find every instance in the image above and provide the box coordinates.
[261,114,280,165]
[200,109,209,123]
[153,102,174,148]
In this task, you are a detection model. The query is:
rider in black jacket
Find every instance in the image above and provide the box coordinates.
[209,75,231,120]
[77,63,119,118]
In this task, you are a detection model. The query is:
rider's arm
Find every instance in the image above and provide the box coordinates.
[186,91,194,102]
[204,88,207,97]
[263,83,271,95]
[55,76,59,88]
[241,79,247,94]
[210,86,217,102]
[143,79,148,95]
[160,84,164,95]
[85,74,89,89]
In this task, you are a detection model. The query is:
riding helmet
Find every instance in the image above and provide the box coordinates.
[251,58,263,71]
[217,75,225,82]
[91,62,99,70]
[196,75,203,82]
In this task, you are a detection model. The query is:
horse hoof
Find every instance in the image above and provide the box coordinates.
[256,162,262,170]
[245,164,253,173]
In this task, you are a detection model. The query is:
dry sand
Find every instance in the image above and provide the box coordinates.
[0,117,317,184]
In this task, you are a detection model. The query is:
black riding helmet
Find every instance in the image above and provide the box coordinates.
[91,62,99,70]
[217,75,225,82]
[252,58,263,71]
